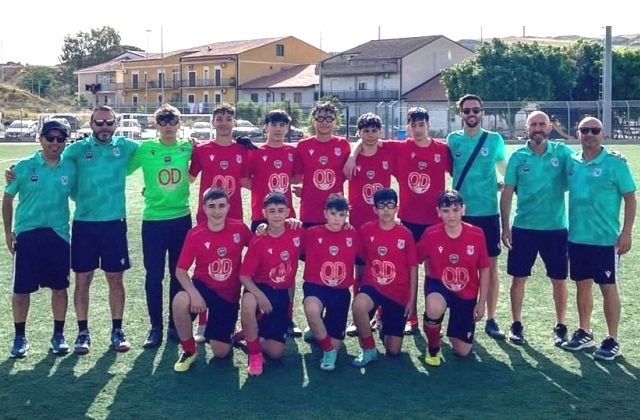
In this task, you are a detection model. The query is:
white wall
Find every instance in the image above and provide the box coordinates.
[238,87,316,104]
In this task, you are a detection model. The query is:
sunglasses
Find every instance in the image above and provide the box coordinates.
[92,119,116,127]
[462,108,482,115]
[44,135,67,143]
[375,202,398,210]
[579,127,602,135]
[314,116,335,123]
[157,119,179,126]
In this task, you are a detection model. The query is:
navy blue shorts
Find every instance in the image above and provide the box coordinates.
[192,279,239,344]
[299,221,324,262]
[358,285,405,338]
[71,219,131,273]
[400,220,430,243]
[507,227,568,279]
[249,284,290,343]
[462,214,501,257]
[250,219,267,233]
[303,282,351,341]
[12,228,70,294]
[568,242,618,285]
[425,278,476,344]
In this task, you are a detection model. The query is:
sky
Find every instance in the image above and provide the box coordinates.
[1,1,637,66]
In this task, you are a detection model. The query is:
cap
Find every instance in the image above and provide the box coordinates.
[41,120,69,137]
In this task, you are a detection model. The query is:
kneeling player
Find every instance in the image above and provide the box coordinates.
[351,188,418,367]
[417,190,490,366]
[239,192,302,376]
[172,188,251,372]
[302,195,361,371]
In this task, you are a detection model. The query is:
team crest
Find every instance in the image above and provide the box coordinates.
[236,154,242,164]
[366,170,375,180]
[397,239,405,249]
[85,152,93,160]
[319,156,328,165]
[112,147,120,157]
[220,161,229,170]
[233,233,240,243]
[329,246,339,256]
[551,158,559,167]
[280,251,290,261]
[288,153,294,162]
[382,161,389,170]
[60,176,68,185]
[346,237,353,247]
[434,154,441,163]
[334,148,342,156]
[418,161,427,170]
[449,254,459,263]
[378,246,387,256]
[467,245,475,255]
[274,160,283,169]
[164,156,172,163]
[293,237,301,247]
[593,168,602,177]
[480,148,489,156]
[217,247,227,257]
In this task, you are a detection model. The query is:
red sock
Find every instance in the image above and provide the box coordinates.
[316,335,334,352]
[247,338,261,355]
[407,315,418,325]
[425,323,442,349]
[198,311,207,325]
[361,335,376,350]
[181,338,196,354]
[288,302,294,319]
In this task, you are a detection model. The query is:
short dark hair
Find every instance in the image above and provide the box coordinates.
[203,187,229,203]
[373,188,398,205]
[264,109,292,125]
[213,103,236,117]
[263,191,288,207]
[90,105,116,121]
[325,194,349,212]
[312,101,337,118]
[406,107,429,124]
[357,113,382,130]
[457,94,484,109]
[437,189,464,208]
[155,103,180,121]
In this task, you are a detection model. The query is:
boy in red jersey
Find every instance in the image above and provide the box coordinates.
[351,188,418,367]
[346,107,452,335]
[171,188,251,373]
[417,190,490,366]
[239,192,303,376]
[302,195,361,371]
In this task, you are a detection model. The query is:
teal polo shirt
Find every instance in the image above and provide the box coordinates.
[566,146,636,246]
[447,129,506,216]
[4,151,77,242]
[504,141,574,230]
[63,135,139,221]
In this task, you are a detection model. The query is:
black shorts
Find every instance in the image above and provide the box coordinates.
[247,284,290,343]
[303,282,351,341]
[507,227,568,279]
[192,279,239,344]
[299,221,325,262]
[462,214,501,257]
[12,228,70,294]
[250,219,267,233]
[358,285,405,338]
[71,219,131,273]
[425,278,476,344]
[568,242,618,285]
[400,220,430,243]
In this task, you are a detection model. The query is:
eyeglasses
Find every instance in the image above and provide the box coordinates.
[92,119,116,127]
[375,202,398,210]
[157,119,179,126]
[579,127,602,135]
[314,116,335,123]
[44,135,67,143]
[462,108,482,115]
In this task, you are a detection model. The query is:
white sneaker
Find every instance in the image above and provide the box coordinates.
[194,324,206,343]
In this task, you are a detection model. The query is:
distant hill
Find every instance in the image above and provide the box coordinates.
[457,34,640,51]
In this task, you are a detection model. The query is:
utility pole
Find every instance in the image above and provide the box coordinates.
[602,26,613,135]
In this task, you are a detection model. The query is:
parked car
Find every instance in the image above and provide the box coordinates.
[115,119,142,139]
[117,113,148,130]
[4,120,37,140]
[48,114,79,132]
[289,125,305,140]
[78,122,93,138]
[232,119,262,138]
[191,122,214,141]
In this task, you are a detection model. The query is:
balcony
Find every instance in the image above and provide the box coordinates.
[120,78,236,90]
[322,90,400,102]
[319,59,399,76]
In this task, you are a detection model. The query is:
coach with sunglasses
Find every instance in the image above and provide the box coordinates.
[3,120,77,358]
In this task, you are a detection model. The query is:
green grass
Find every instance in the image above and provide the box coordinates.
[1,143,639,419]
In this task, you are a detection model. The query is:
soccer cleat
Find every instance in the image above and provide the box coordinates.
[247,353,264,376]
[74,331,91,355]
[143,328,163,349]
[593,336,622,361]
[50,332,70,355]
[345,324,358,337]
[9,335,29,359]
[287,320,303,338]
[194,324,207,344]
[110,329,131,353]
[303,327,315,343]
[174,351,197,372]
[553,323,569,347]
[561,328,595,351]
[167,327,180,343]
[404,321,419,336]
[508,322,525,345]
[351,348,378,367]
[425,349,443,367]
[485,318,506,340]
[320,349,337,371]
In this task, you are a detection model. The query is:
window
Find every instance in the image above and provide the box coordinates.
[358,82,367,90]
[276,44,285,56]
[215,94,221,104]
[266,92,272,102]
[104,96,108,104]
[215,69,221,86]
[172,69,180,88]
[293,92,302,104]
[187,94,195,104]
[203,93,209,103]
[158,72,165,88]
[158,94,163,104]
[280,92,286,101]
[132,73,139,89]
[188,71,196,87]
[132,94,138,105]
[250,93,259,102]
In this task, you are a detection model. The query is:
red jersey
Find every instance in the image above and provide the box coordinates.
[239,226,302,289]
[417,222,490,300]
[302,225,362,289]
[247,144,297,221]
[189,141,249,223]
[293,136,351,223]
[359,221,418,306]
[382,139,451,225]
[177,219,252,303]
[348,149,396,230]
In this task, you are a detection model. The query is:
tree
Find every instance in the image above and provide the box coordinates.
[307,95,345,134]
[565,40,602,101]
[17,66,53,97]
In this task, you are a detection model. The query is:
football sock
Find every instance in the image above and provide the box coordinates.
[112,319,122,331]
[316,335,334,352]
[78,320,88,333]
[361,334,376,350]
[54,320,65,334]
[15,322,26,337]
[181,338,196,354]
[247,338,261,355]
